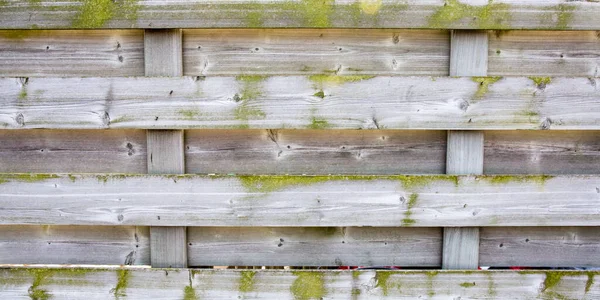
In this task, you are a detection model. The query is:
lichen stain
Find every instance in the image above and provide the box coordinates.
[110,269,130,299]
[290,271,325,300]
[183,285,198,300]
[359,0,382,15]
[472,77,502,100]
[375,271,392,296]
[239,271,256,293]
[428,0,512,29]
[72,0,139,28]
[308,116,331,129]
[234,75,268,127]
[401,193,418,226]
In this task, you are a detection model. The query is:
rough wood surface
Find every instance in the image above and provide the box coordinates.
[185,129,446,175]
[1,76,598,130]
[147,130,184,175]
[446,131,484,175]
[484,130,600,175]
[0,226,149,266]
[183,29,449,76]
[443,228,480,270]
[187,227,442,267]
[0,174,598,227]
[0,268,598,299]
[144,29,182,77]
[480,227,600,268]
[1,0,600,30]
[0,130,146,173]
[0,30,144,77]
[450,31,487,76]
[489,30,600,77]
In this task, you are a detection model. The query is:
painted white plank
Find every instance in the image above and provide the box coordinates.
[0,268,598,299]
[183,29,449,76]
[1,0,600,30]
[0,226,150,265]
[0,76,598,130]
[0,174,598,227]
[187,227,442,267]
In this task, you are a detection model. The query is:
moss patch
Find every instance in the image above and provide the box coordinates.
[460,281,476,288]
[178,109,202,120]
[529,77,552,89]
[375,271,391,296]
[428,0,511,29]
[308,116,331,129]
[234,75,267,127]
[111,269,130,299]
[472,77,502,100]
[28,269,51,300]
[0,174,59,183]
[313,90,325,99]
[239,271,256,293]
[290,271,325,300]
[183,285,198,300]
[480,175,554,186]
[239,175,331,193]
[426,271,438,297]
[72,0,139,28]
[585,272,594,294]
[541,4,575,30]
[401,193,418,226]
[308,75,374,87]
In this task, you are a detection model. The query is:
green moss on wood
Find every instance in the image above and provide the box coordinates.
[72,0,139,28]
[111,269,130,299]
[28,269,51,300]
[481,175,554,186]
[183,285,198,300]
[460,282,476,288]
[428,0,511,29]
[472,77,502,100]
[556,4,575,30]
[0,174,59,183]
[290,271,325,300]
[397,175,459,190]
[529,77,552,88]
[178,109,202,120]
[426,271,438,297]
[585,272,594,294]
[234,75,267,126]
[239,175,331,193]
[308,116,331,129]
[313,90,325,99]
[308,75,375,87]
[401,193,418,226]
[239,271,256,293]
[375,271,391,296]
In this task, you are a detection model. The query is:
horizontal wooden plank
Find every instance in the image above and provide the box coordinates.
[489,30,600,77]
[183,29,449,76]
[0,174,598,227]
[0,226,150,265]
[484,130,600,174]
[1,76,599,130]
[0,30,144,77]
[0,268,598,299]
[185,130,446,174]
[0,130,147,173]
[481,227,600,268]
[188,227,442,267]
[1,1,600,30]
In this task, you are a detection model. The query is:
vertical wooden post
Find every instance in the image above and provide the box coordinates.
[145,29,187,268]
[443,30,487,270]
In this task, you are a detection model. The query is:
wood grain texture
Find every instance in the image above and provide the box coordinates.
[183,29,449,76]
[480,227,600,268]
[187,227,442,267]
[1,76,598,130]
[1,0,600,30]
[0,174,599,227]
[0,226,150,265]
[144,29,182,77]
[185,129,446,175]
[484,130,600,175]
[443,228,480,269]
[0,30,144,77]
[0,130,147,173]
[147,130,184,175]
[489,30,600,77]
[446,131,484,175]
[0,268,598,299]
[150,227,187,268]
[450,31,488,76]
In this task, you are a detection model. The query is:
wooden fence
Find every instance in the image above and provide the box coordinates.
[1,0,599,299]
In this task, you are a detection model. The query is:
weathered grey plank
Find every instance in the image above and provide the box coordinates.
[0,30,144,77]
[484,130,600,175]
[183,29,449,76]
[187,227,442,267]
[443,228,480,270]
[446,131,484,175]
[480,227,600,268]
[144,29,182,77]
[1,0,600,30]
[0,130,146,173]
[185,129,446,175]
[0,76,598,130]
[0,174,598,227]
[450,30,487,76]
[0,226,149,266]
[0,268,598,299]
[489,30,600,77]
[147,130,185,175]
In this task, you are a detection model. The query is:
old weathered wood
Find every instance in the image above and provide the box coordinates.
[0,174,598,227]
[484,130,600,175]
[0,30,144,77]
[0,226,149,265]
[187,227,442,267]
[183,29,449,76]
[489,30,600,77]
[480,227,600,268]
[444,30,487,270]
[1,1,600,30]
[145,28,186,269]
[185,129,446,174]
[0,130,146,173]
[0,268,598,299]
[1,76,598,130]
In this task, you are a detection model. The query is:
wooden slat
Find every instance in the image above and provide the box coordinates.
[0,268,598,299]
[0,130,147,173]
[480,227,600,268]
[0,30,144,77]
[1,76,598,130]
[450,30,487,76]
[485,130,600,175]
[0,174,598,227]
[446,131,484,175]
[187,227,442,267]
[183,29,449,76]
[1,1,600,30]
[144,29,182,77]
[185,129,446,175]
[489,30,600,77]
[147,130,185,175]
[0,226,150,266]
